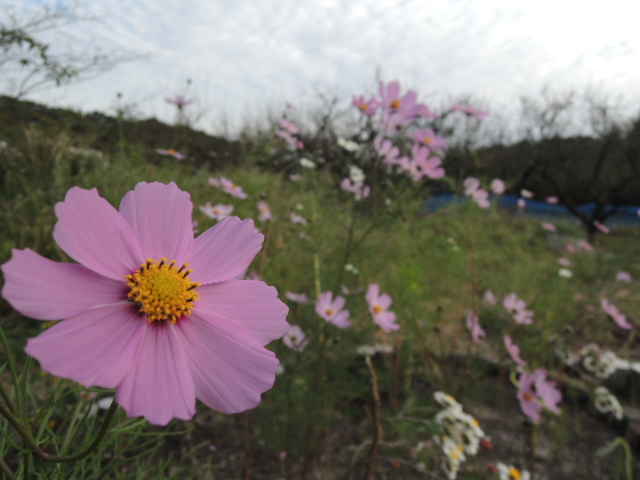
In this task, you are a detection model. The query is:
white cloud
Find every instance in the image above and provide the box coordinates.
[7,0,640,135]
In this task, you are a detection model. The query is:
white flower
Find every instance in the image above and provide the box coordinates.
[344,263,359,274]
[282,325,309,352]
[300,158,316,169]
[594,386,623,420]
[338,138,361,152]
[558,268,573,278]
[348,165,366,183]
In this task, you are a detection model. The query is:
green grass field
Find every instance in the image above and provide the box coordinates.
[1,115,640,479]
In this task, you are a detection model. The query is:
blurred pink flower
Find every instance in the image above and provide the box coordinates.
[517,369,561,423]
[220,178,248,199]
[464,177,490,209]
[373,136,401,166]
[558,257,572,267]
[616,270,633,282]
[452,103,489,119]
[315,292,351,328]
[199,203,234,221]
[352,94,380,116]
[541,222,556,232]
[280,119,299,134]
[285,101,295,110]
[282,325,308,352]
[601,298,632,330]
[490,179,506,195]
[546,196,559,204]
[409,144,445,180]
[379,80,418,119]
[341,178,371,200]
[466,310,486,342]
[503,293,534,325]
[504,335,527,366]
[285,292,310,304]
[482,290,497,305]
[1,182,289,425]
[576,240,595,252]
[289,174,302,182]
[257,201,272,222]
[156,148,186,160]
[290,212,309,226]
[411,128,449,152]
[594,220,611,234]
[165,96,195,107]
[209,177,222,188]
[366,284,400,332]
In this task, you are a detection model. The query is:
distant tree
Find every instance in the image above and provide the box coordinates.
[514,87,640,243]
[0,3,138,99]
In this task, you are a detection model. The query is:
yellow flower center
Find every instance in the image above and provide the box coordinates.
[509,467,522,480]
[167,149,177,154]
[373,305,384,314]
[361,103,369,111]
[326,308,334,317]
[424,137,432,144]
[126,257,201,324]
[391,99,401,109]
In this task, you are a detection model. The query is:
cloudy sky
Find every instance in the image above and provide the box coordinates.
[6,0,640,136]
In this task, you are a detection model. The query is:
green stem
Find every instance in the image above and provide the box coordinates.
[0,377,17,417]
[0,455,16,480]
[0,400,42,455]
[0,327,22,412]
[41,400,119,463]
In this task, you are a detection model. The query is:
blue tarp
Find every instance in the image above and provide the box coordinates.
[423,194,640,227]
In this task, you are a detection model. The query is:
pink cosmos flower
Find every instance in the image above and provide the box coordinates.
[366,284,400,332]
[0,182,289,425]
[451,103,489,119]
[199,203,234,221]
[352,94,380,116]
[616,270,632,283]
[275,129,302,150]
[289,174,302,182]
[280,119,299,134]
[257,201,272,222]
[209,177,222,188]
[503,293,534,325]
[518,370,562,422]
[290,212,309,226]
[490,179,506,195]
[315,292,351,328]
[409,144,445,180]
[340,178,371,200]
[504,335,527,366]
[285,292,310,304]
[594,220,611,234]
[165,96,195,107]
[285,100,295,110]
[466,310,486,343]
[464,177,490,209]
[156,148,187,161]
[517,370,561,423]
[373,136,401,166]
[282,325,308,352]
[546,196,559,204]
[220,177,248,199]
[411,128,449,152]
[558,257,572,267]
[379,80,419,119]
[482,290,497,306]
[541,222,556,232]
[601,298,632,330]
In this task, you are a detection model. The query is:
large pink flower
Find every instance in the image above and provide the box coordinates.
[1,182,289,425]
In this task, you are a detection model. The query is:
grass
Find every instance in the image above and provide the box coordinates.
[1,119,640,479]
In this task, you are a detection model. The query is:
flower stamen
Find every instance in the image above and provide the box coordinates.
[126,257,201,324]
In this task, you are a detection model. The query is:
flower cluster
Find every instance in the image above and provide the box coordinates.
[496,463,531,480]
[580,343,620,378]
[433,392,486,479]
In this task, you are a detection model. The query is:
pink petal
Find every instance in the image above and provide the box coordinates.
[186,217,263,285]
[177,315,280,414]
[1,249,125,320]
[119,182,194,263]
[116,323,196,425]
[25,304,146,389]
[195,280,289,345]
[53,187,143,281]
